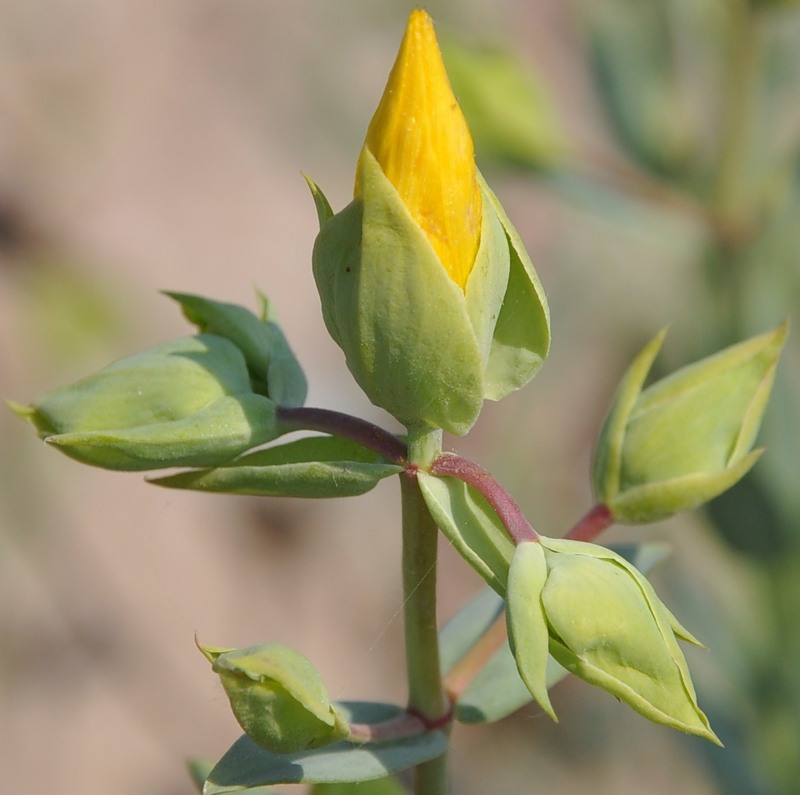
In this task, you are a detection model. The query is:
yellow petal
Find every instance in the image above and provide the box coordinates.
[358,9,481,290]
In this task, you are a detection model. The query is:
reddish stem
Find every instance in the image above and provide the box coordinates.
[348,711,429,743]
[276,406,407,464]
[429,453,538,543]
[444,616,508,703]
[565,503,614,542]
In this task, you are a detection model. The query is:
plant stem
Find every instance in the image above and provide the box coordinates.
[430,453,539,543]
[402,425,449,794]
[706,0,763,345]
[276,406,407,463]
[565,504,614,543]
[713,0,761,238]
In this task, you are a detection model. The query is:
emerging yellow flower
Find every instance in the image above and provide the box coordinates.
[358,9,481,290]
[311,8,550,434]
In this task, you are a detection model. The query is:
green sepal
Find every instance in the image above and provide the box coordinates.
[594,322,787,523]
[463,182,511,379]
[478,173,551,401]
[310,149,549,431]
[150,436,402,498]
[312,151,485,434]
[166,292,307,408]
[537,537,720,744]
[506,541,556,720]
[203,702,447,792]
[609,449,763,524]
[417,471,515,595]
[201,642,350,755]
[13,335,279,471]
[304,174,334,225]
[593,328,666,505]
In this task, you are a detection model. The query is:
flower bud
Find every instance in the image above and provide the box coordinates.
[593,322,787,523]
[11,335,279,471]
[507,538,719,743]
[310,10,549,434]
[200,642,350,755]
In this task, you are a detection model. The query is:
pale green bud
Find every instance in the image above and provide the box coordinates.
[199,642,350,755]
[593,322,787,523]
[311,154,548,435]
[11,335,279,471]
[507,538,719,743]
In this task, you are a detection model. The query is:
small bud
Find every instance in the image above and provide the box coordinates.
[311,10,549,434]
[593,322,787,523]
[11,335,279,471]
[200,642,350,755]
[507,538,719,743]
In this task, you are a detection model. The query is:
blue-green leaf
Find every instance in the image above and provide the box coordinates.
[151,436,402,498]
[417,472,514,595]
[204,703,445,792]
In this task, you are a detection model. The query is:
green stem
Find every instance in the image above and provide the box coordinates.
[713,0,762,234]
[429,453,539,543]
[402,425,449,794]
[706,0,763,345]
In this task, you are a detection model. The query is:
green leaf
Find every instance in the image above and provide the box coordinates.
[166,292,307,408]
[310,776,408,795]
[204,703,446,792]
[190,759,282,795]
[188,759,214,793]
[417,471,515,595]
[457,639,566,725]
[439,587,504,673]
[150,436,402,498]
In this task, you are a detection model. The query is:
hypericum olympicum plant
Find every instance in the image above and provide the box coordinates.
[10,9,788,795]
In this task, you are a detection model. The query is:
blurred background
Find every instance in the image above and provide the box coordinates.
[2,1,799,793]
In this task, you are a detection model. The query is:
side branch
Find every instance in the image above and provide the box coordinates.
[429,453,539,543]
[564,504,614,542]
[276,406,407,464]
